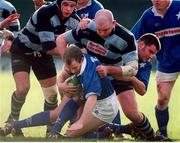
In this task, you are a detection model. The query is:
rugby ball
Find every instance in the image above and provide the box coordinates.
[66,76,82,98]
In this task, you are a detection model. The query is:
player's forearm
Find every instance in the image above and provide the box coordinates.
[56,34,68,58]
[81,95,97,118]
[130,77,146,95]
[107,60,138,78]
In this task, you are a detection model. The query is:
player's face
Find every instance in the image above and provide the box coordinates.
[61,1,76,18]
[138,42,158,62]
[151,0,170,12]
[64,59,83,75]
[95,20,115,39]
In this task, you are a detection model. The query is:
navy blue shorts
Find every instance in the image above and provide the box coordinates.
[111,79,133,95]
[10,38,56,80]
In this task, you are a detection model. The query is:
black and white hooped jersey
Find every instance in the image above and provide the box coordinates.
[18,2,80,52]
[0,0,20,32]
[64,21,138,66]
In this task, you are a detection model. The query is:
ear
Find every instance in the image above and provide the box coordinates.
[138,41,145,50]
[112,20,116,28]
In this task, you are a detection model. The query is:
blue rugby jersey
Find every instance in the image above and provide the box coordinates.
[132,0,180,73]
[64,21,138,66]
[18,2,80,52]
[76,0,104,19]
[0,0,20,32]
[77,54,115,100]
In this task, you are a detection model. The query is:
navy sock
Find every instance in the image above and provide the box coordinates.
[14,111,51,128]
[52,99,79,133]
[134,114,154,138]
[155,106,169,137]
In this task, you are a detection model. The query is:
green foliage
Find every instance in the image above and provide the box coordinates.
[0,72,180,141]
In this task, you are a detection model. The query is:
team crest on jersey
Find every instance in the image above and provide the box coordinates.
[80,13,89,19]
[87,41,107,56]
[176,11,180,20]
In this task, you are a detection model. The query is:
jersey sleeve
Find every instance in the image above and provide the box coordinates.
[136,62,152,89]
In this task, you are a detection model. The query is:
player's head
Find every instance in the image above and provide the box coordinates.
[63,45,83,75]
[151,0,170,12]
[56,0,77,18]
[138,33,161,62]
[94,9,116,39]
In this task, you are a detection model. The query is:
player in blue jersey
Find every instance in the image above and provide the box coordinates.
[0,0,80,137]
[55,45,119,137]
[131,0,180,138]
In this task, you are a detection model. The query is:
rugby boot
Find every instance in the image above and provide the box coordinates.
[149,130,172,141]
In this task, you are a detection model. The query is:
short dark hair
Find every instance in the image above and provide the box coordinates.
[63,45,83,65]
[138,33,161,51]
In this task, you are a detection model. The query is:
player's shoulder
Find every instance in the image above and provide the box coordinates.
[115,23,135,40]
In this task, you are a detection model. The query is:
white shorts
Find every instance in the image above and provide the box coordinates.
[92,92,119,123]
[156,71,179,82]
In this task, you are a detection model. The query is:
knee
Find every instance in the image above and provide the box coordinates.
[42,85,58,104]
[157,86,170,106]
[16,84,30,98]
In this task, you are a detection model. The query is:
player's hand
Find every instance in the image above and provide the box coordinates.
[1,39,12,54]
[79,18,91,30]
[96,65,108,78]
[0,13,20,29]
[57,77,79,96]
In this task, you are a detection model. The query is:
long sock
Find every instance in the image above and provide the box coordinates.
[155,106,169,137]
[10,92,25,120]
[14,111,51,128]
[52,99,79,133]
[44,100,58,133]
[134,113,154,139]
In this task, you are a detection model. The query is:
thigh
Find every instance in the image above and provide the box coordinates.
[156,71,177,97]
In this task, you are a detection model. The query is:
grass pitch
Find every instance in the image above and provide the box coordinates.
[0,71,180,141]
